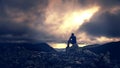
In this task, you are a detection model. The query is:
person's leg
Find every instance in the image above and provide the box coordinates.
[67,41,70,48]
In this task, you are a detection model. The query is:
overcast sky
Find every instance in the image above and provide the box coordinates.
[0,0,120,44]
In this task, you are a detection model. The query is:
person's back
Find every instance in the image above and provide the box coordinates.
[70,35,76,44]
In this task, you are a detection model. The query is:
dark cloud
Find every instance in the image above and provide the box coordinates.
[1,0,48,11]
[0,0,48,41]
[0,20,34,41]
[77,0,120,9]
[98,0,120,8]
[0,21,30,35]
[0,0,48,17]
[80,11,120,38]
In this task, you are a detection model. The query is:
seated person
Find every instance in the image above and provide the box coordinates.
[67,33,77,47]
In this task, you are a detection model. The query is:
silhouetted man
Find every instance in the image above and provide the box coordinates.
[67,33,77,47]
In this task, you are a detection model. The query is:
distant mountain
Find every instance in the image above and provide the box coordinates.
[85,41,120,60]
[0,42,56,53]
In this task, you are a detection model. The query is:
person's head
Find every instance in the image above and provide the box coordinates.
[71,33,74,36]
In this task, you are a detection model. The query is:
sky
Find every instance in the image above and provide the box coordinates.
[0,0,120,48]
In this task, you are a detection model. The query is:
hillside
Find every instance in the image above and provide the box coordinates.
[0,42,120,68]
[85,41,120,60]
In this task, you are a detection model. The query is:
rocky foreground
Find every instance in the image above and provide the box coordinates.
[0,42,120,68]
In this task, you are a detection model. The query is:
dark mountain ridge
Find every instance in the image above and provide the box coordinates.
[84,41,120,60]
[0,42,56,52]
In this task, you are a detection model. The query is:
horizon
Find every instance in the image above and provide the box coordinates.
[48,43,87,49]
[0,40,119,49]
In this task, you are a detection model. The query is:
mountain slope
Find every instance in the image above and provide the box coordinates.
[0,42,56,68]
[0,42,56,52]
[85,41,120,60]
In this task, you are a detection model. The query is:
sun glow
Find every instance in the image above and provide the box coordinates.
[42,0,100,37]
[66,6,99,25]
[38,1,100,48]
[58,6,100,34]
[49,43,67,48]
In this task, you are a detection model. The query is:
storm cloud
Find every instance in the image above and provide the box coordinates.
[79,0,120,37]
[0,0,48,42]
[80,11,120,38]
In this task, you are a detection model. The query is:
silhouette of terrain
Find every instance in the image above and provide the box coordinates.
[0,41,120,68]
[0,42,56,52]
[84,41,120,60]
